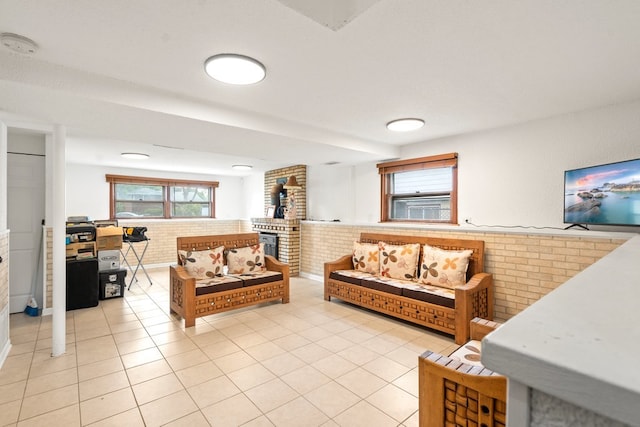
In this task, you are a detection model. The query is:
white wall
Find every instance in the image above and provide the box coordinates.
[306,165,354,221]
[65,164,258,220]
[7,132,45,155]
[307,100,640,229]
[0,122,8,369]
[307,162,380,223]
[0,123,6,230]
[58,99,640,228]
[243,172,266,219]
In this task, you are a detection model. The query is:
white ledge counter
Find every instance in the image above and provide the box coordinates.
[482,234,640,427]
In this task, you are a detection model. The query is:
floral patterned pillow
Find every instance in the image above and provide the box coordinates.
[352,242,380,274]
[379,242,420,280]
[418,244,473,289]
[178,246,224,279]
[227,243,266,274]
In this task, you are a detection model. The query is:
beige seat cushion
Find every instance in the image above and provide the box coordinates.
[195,275,243,296]
[449,339,483,367]
[231,270,284,287]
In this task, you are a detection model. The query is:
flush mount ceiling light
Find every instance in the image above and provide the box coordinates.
[232,164,253,171]
[204,54,266,85]
[386,118,425,132]
[1,32,38,54]
[121,152,150,160]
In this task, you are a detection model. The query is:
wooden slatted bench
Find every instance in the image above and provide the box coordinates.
[169,233,290,327]
[324,232,494,344]
[419,317,506,426]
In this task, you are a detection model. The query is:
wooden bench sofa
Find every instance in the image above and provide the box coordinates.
[169,232,290,327]
[324,232,493,344]
[419,318,506,426]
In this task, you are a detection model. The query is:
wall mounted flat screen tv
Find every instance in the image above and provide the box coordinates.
[564,158,640,227]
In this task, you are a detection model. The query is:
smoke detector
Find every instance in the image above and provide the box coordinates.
[1,33,38,54]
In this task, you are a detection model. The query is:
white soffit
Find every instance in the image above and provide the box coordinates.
[276,0,383,31]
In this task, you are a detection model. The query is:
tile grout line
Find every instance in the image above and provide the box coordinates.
[4,270,451,426]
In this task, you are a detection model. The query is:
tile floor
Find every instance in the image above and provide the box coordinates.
[0,267,459,426]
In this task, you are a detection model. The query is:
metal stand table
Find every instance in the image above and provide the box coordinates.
[121,235,152,290]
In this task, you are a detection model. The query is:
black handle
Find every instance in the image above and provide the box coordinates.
[0,256,3,263]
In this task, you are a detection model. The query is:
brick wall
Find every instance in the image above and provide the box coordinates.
[300,222,627,321]
[239,220,253,233]
[117,219,244,266]
[264,165,307,219]
[45,218,627,321]
[251,218,301,275]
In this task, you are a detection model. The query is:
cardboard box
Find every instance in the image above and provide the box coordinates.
[65,242,96,259]
[96,226,123,250]
[97,250,120,271]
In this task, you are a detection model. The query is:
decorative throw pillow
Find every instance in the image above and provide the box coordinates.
[227,243,266,274]
[418,244,473,289]
[352,241,380,274]
[379,242,420,280]
[178,246,224,279]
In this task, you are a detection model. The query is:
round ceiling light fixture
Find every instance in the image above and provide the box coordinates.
[121,152,150,160]
[232,164,253,171]
[1,32,38,54]
[204,54,266,85]
[386,118,425,132]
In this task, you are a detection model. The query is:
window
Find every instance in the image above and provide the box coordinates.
[377,153,458,224]
[106,175,218,219]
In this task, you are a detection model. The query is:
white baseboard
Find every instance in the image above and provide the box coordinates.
[0,305,11,369]
[139,262,174,270]
[0,340,10,369]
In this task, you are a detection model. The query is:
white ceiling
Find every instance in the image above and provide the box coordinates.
[1,0,640,176]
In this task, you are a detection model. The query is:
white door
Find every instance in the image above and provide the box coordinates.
[8,153,45,313]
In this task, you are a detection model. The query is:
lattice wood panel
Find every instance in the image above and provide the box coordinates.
[171,277,184,307]
[176,233,260,264]
[404,302,456,332]
[329,281,458,337]
[361,289,404,315]
[471,288,490,319]
[193,283,285,316]
[327,280,361,303]
[443,379,506,427]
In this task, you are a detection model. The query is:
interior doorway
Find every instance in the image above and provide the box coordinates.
[8,134,46,313]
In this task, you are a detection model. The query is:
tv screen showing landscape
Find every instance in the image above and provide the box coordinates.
[564,158,640,226]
